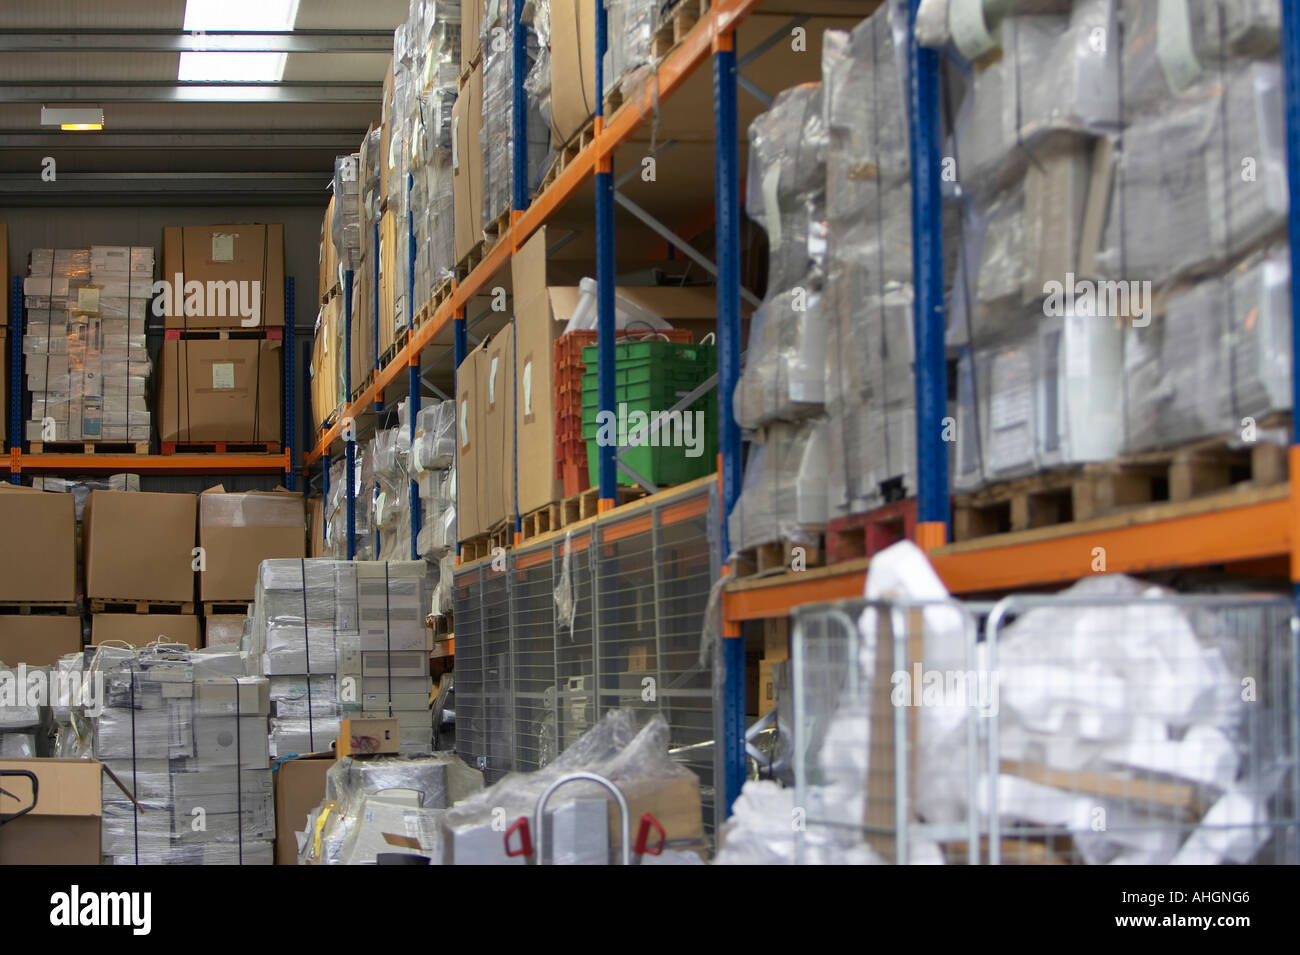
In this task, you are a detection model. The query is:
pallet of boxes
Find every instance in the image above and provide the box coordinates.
[23,246,152,451]
[156,223,285,454]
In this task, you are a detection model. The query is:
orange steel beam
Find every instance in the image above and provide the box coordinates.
[723,489,1292,624]
[305,0,766,468]
[19,451,291,474]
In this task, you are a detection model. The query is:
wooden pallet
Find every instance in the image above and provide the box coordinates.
[827,498,917,564]
[0,601,79,616]
[734,535,825,579]
[350,368,376,403]
[651,0,708,60]
[89,599,194,615]
[521,503,562,542]
[160,440,280,456]
[379,326,410,370]
[414,278,455,329]
[953,426,1290,543]
[321,283,342,305]
[202,601,252,616]
[536,117,597,198]
[560,485,647,528]
[163,327,283,341]
[459,522,512,563]
[30,440,148,455]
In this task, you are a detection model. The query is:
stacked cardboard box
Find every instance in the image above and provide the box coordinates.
[0,759,111,864]
[89,644,274,865]
[0,484,77,604]
[24,246,152,443]
[157,224,285,445]
[251,559,433,757]
[198,488,306,603]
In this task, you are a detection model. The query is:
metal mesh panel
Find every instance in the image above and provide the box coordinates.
[480,563,512,784]
[452,565,484,771]
[556,530,597,755]
[510,547,557,771]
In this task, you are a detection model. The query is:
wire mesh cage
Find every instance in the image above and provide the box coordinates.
[791,583,1300,865]
[984,586,1299,866]
[791,598,984,864]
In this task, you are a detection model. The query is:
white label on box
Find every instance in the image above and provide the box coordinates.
[460,399,469,447]
[212,233,236,263]
[488,356,499,406]
[522,360,533,417]
[212,362,236,390]
[78,286,101,312]
[990,385,1031,431]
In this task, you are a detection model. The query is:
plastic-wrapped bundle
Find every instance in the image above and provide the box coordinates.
[952,0,1118,199]
[1123,245,1290,453]
[31,473,138,520]
[370,426,413,562]
[746,83,828,296]
[411,400,457,471]
[1120,0,1280,117]
[331,154,362,270]
[360,126,382,238]
[1096,60,1286,290]
[325,455,373,560]
[952,306,1124,491]
[482,21,550,224]
[299,753,483,864]
[734,286,826,429]
[604,0,656,96]
[728,420,828,555]
[440,711,704,864]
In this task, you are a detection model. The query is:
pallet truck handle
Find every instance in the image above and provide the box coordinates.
[634,813,665,857]
[0,769,38,824]
[504,815,533,858]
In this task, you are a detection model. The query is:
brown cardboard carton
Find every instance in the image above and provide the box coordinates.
[273,753,337,864]
[378,209,398,356]
[462,0,483,74]
[158,337,282,443]
[311,299,341,428]
[511,228,566,515]
[84,489,196,601]
[91,613,200,650]
[611,773,704,851]
[0,759,107,865]
[307,497,325,558]
[351,260,376,395]
[203,613,245,648]
[0,223,8,326]
[0,484,76,601]
[318,196,336,303]
[198,487,305,601]
[482,325,515,530]
[455,342,483,540]
[453,64,485,264]
[161,223,285,329]
[758,659,777,717]
[338,717,401,757]
[0,615,81,667]
[381,63,395,204]
[549,0,598,149]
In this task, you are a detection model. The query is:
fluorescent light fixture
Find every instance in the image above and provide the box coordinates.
[178,0,301,82]
[41,106,105,131]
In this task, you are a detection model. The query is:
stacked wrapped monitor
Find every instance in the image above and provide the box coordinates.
[77,645,274,865]
[252,559,433,756]
[23,247,152,443]
[481,0,549,225]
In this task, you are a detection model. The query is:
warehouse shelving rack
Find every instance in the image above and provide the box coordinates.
[7,275,296,483]
[304,0,1300,822]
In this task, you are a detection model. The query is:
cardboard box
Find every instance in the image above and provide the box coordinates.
[338,717,401,757]
[158,337,282,443]
[453,64,485,265]
[378,209,399,355]
[198,487,305,601]
[350,261,375,398]
[307,498,325,558]
[0,615,81,667]
[311,299,341,428]
[758,659,776,717]
[84,490,196,601]
[549,0,598,148]
[91,613,200,649]
[161,223,286,329]
[380,63,395,204]
[273,753,336,865]
[0,758,115,864]
[318,196,338,304]
[204,613,245,648]
[455,342,483,540]
[0,485,76,602]
[195,677,270,716]
[482,325,515,530]
[462,0,483,74]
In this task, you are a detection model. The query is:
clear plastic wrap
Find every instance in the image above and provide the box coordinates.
[482,20,549,225]
[300,753,483,864]
[1095,60,1286,289]
[728,420,828,555]
[331,154,363,270]
[734,286,827,429]
[440,710,704,863]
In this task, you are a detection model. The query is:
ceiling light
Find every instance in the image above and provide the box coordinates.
[41,106,105,131]
[178,0,301,82]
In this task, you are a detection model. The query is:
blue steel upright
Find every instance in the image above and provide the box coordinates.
[283,276,296,490]
[408,172,422,559]
[713,38,745,817]
[1282,5,1300,618]
[9,277,22,483]
[454,309,467,558]
[906,0,949,535]
[511,0,528,537]
[343,268,357,559]
[595,0,617,503]
[321,451,330,551]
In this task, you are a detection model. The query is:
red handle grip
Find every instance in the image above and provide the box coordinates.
[504,816,533,858]
[634,812,666,856]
